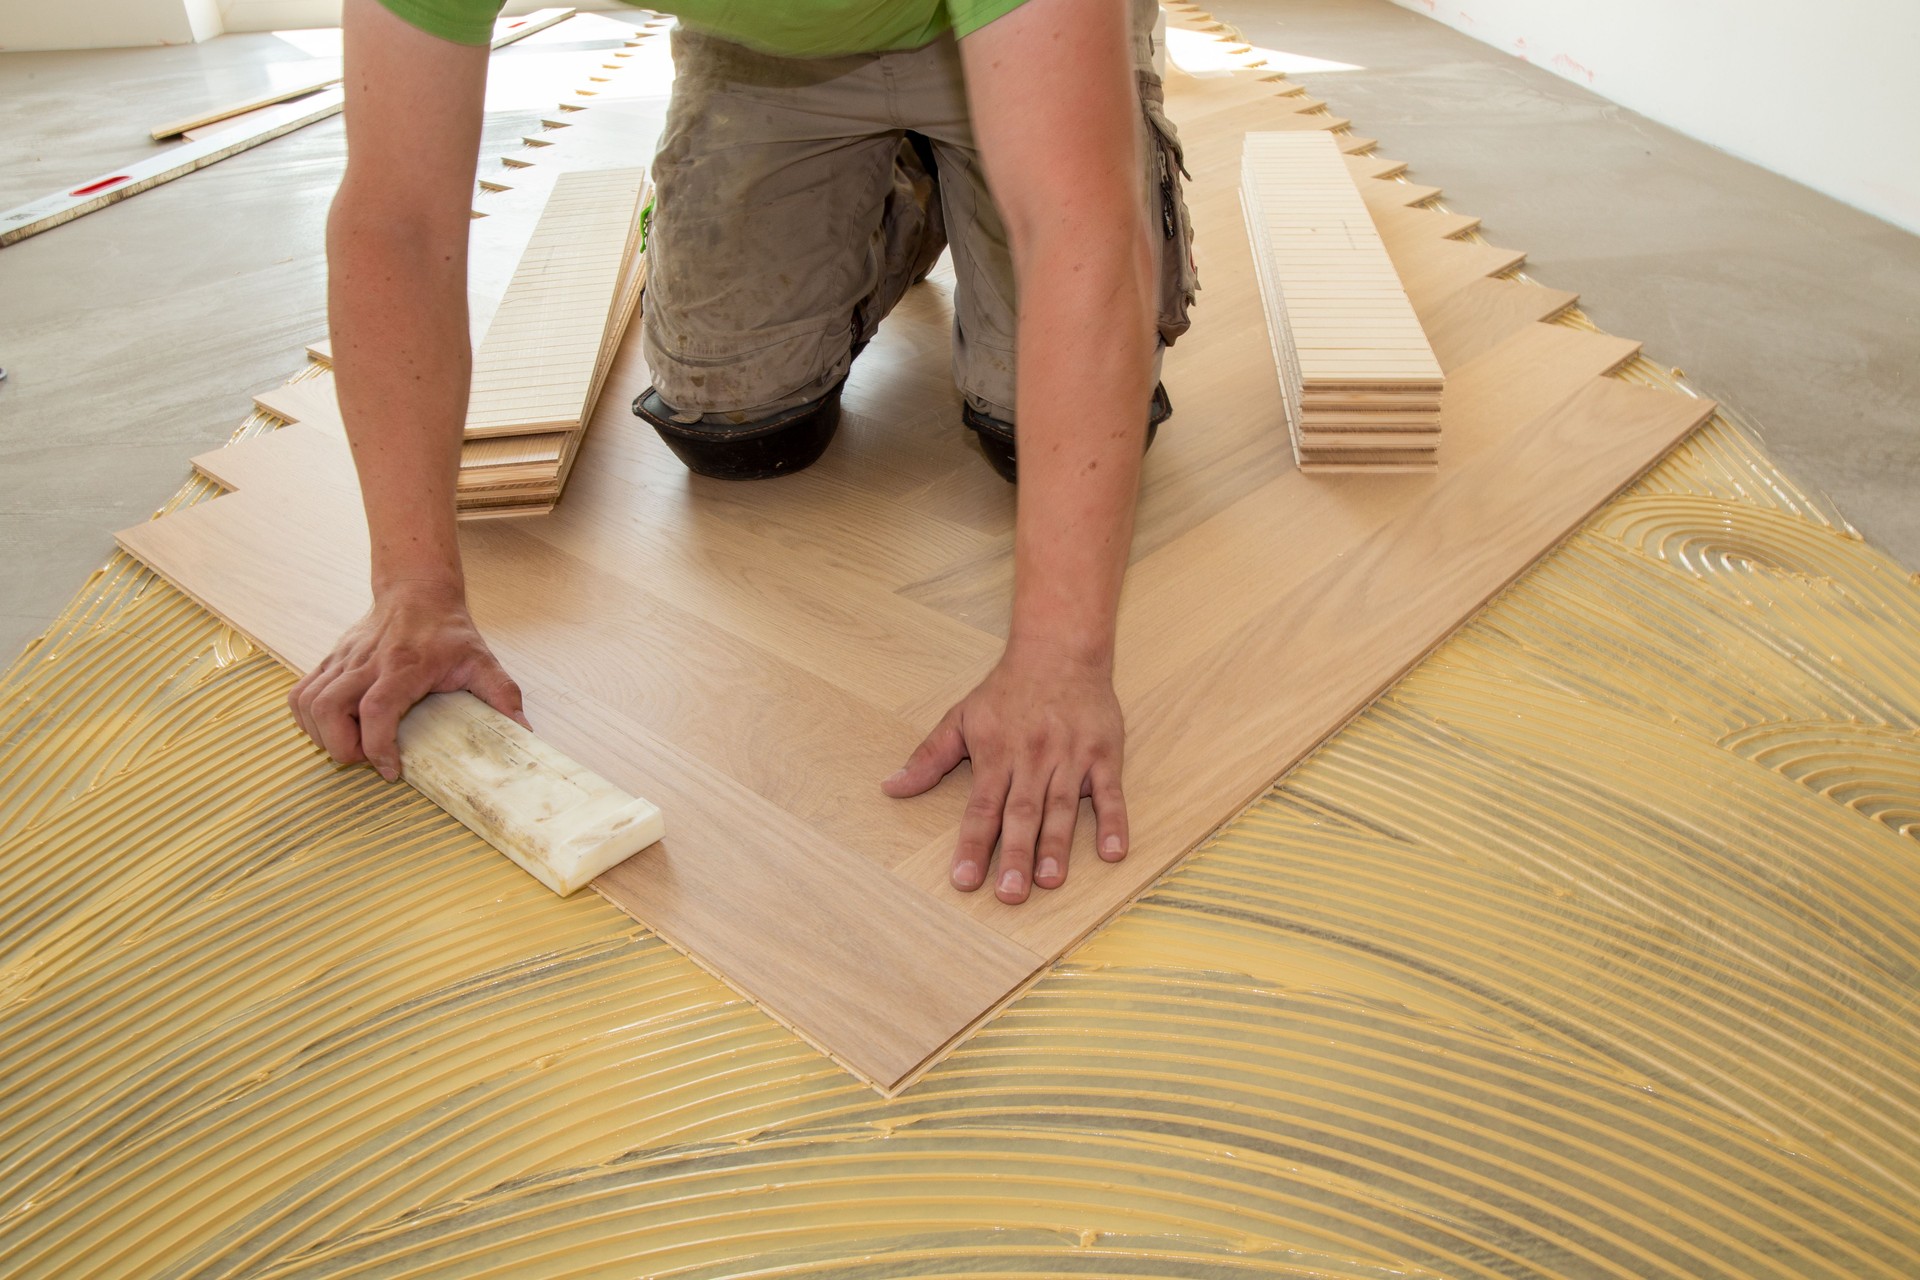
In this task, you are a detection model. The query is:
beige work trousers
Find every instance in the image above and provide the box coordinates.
[640,0,1197,425]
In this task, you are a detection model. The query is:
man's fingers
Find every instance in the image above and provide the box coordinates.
[357,673,431,782]
[951,766,1010,892]
[289,659,336,746]
[310,668,375,766]
[885,709,967,798]
[993,768,1049,904]
[1034,770,1082,890]
[1089,758,1129,862]
[288,678,315,746]
[469,660,529,731]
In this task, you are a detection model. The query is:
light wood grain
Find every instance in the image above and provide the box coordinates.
[463,168,643,438]
[1242,130,1446,468]
[253,374,344,437]
[116,58,1715,1091]
[454,166,649,516]
[888,376,1715,956]
[1421,276,1580,369]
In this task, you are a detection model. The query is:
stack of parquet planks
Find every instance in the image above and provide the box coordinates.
[1241,130,1444,473]
[456,166,650,518]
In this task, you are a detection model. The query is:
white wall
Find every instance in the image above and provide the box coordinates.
[0,0,223,49]
[1386,0,1920,235]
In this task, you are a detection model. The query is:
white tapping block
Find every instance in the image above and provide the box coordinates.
[394,692,664,896]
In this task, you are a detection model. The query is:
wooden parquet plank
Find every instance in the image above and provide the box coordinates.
[463,172,643,436]
[1422,277,1581,369]
[1366,203,1482,242]
[125,425,1039,1090]
[1241,130,1445,466]
[149,72,343,141]
[0,9,578,249]
[515,455,1005,719]
[897,321,1645,710]
[253,376,344,438]
[890,377,1715,955]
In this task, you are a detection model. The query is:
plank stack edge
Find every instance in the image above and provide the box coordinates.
[456,167,650,519]
[1240,130,1444,473]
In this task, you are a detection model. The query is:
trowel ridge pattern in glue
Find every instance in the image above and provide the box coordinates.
[1,382,1918,1272]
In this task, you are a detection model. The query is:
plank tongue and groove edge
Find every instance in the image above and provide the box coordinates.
[0,8,578,249]
[114,54,1714,1092]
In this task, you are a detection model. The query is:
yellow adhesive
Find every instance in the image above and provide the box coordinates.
[3,393,1917,1276]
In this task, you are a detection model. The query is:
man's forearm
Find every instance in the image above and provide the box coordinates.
[956,0,1158,674]
[289,0,522,781]
[1005,223,1157,671]
[323,0,490,600]
[326,187,472,598]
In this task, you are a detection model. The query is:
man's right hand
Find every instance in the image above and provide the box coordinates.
[300,0,503,782]
[288,581,527,782]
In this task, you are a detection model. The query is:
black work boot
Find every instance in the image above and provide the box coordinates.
[963,382,1174,484]
[634,384,843,480]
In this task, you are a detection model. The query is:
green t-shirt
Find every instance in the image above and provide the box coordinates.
[383,0,1029,57]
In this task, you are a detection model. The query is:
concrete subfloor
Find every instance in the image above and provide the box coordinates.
[0,13,645,665]
[1210,0,1920,563]
[1,1,1916,666]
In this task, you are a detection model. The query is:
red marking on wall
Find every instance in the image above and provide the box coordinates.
[69,176,132,197]
[1552,52,1597,83]
[1512,35,1530,62]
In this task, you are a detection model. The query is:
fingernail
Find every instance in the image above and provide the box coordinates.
[1103,835,1124,857]
[1037,856,1059,882]
[377,764,399,783]
[885,769,907,786]
[954,863,982,890]
[999,868,1024,895]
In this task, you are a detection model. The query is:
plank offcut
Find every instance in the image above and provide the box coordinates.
[148,72,343,141]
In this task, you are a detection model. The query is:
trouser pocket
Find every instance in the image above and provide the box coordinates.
[1140,71,1199,345]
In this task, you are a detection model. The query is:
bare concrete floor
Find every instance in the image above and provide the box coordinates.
[0,14,644,664]
[2,0,1916,665]
[1211,0,1920,568]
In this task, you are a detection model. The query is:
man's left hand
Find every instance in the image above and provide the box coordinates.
[883,642,1129,903]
